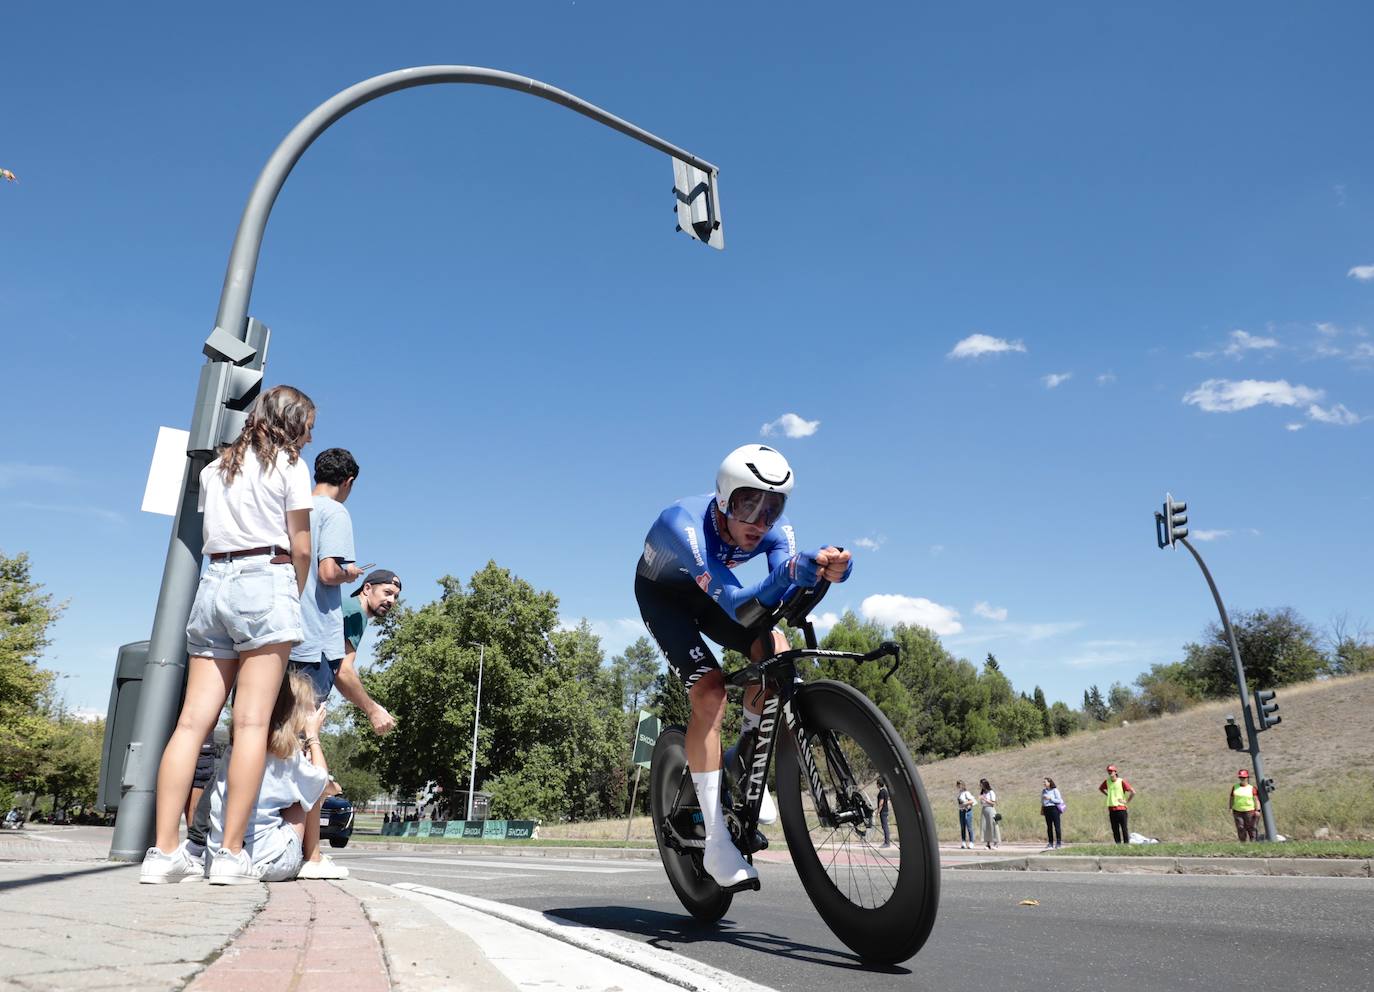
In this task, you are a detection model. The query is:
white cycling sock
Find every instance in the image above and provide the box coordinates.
[691,769,757,886]
[740,708,762,734]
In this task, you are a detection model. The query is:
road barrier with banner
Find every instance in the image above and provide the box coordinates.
[381,819,538,839]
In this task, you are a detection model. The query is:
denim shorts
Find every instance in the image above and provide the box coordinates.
[185,558,302,659]
[258,828,304,882]
[288,655,343,705]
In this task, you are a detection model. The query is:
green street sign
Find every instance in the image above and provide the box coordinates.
[631,710,661,768]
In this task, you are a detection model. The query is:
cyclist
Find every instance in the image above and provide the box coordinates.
[636,444,851,885]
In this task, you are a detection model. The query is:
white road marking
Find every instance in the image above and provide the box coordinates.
[376,855,655,875]
[347,865,520,881]
[392,882,779,992]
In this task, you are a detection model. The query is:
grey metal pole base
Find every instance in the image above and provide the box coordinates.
[109,456,208,860]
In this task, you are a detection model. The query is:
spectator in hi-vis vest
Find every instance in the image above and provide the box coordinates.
[1098,764,1135,843]
[1228,769,1260,841]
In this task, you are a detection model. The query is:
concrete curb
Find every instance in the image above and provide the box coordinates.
[952,855,1374,877]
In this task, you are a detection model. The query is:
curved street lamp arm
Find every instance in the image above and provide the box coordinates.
[215,65,719,335]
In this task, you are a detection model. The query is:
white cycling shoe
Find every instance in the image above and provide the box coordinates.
[702,839,758,887]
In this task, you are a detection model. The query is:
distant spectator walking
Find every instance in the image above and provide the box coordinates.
[876,778,891,848]
[956,780,976,849]
[1041,777,1064,849]
[1228,769,1260,841]
[141,385,315,885]
[1098,764,1135,844]
[978,778,1000,849]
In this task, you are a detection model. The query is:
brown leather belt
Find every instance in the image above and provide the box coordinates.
[209,545,290,563]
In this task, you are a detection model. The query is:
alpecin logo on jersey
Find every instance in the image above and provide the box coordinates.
[684,526,705,568]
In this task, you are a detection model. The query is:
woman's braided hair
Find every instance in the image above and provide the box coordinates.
[217,384,315,485]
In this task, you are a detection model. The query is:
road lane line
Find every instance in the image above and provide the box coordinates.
[393,882,778,992]
[377,855,655,874]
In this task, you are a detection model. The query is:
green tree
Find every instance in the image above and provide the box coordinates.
[320,713,380,805]
[0,551,63,794]
[1183,607,1327,696]
[610,637,661,717]
[1083,685,1109,722]
[1133,661,1204,716]
[31,710,103,813]
[1032,685,1051,736]
[649,668,691,728]
[1047,701,1077,737]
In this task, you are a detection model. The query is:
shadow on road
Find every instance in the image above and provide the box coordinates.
[0,861,130,893]
[545,904,911,975]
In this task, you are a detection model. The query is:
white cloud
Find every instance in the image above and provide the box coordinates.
[1191,529,1232,541]
[853,537,883,552]
[946,619,1086,648]
[860,595,962,635]
[761,412,820,438]
[807,612,840,633]
[1347,264,1374,282]
[1307,403,1362,426]
[1353,343,1374,360]
[7,501,124,525]
[1285,423,1304,432]
[1096,372,1117,385]
[0,463,77,489]
[1042,372,1072,389]
[972,602,1008,621]
[1183,378,1323,413]
[948,333,1027,359]
[1223,330,1279,357]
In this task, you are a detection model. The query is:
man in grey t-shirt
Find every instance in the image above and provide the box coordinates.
[288,448,364,702]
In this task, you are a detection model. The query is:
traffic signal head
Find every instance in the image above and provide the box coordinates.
[188,319,271,455]
[672,159,724,250]
[1254,688,1281,730]
[1164,492,1188,546]
[1224,716,1244,752]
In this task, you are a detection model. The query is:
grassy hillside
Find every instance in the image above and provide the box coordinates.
[915,672,1374,844]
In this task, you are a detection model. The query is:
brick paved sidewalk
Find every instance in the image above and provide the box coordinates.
[187,879,390,992]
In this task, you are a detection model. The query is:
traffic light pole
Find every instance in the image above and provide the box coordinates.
[110,65,722,860]
[1174,536,1278,842]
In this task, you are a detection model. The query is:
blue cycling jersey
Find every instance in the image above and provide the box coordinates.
[636,494,799,621]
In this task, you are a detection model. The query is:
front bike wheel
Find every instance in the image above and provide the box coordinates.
[776,681,939,963]
[649,726,733,923]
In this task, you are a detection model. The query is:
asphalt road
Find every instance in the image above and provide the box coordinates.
[334,846,1374,991]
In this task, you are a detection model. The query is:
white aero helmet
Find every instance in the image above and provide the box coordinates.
[715,444,794,525]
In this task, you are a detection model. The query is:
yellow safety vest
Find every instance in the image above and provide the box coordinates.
[1231,783,1257,812]
[1104,778,1126,807]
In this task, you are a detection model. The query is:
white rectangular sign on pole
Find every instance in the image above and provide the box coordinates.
[141,427,190,516]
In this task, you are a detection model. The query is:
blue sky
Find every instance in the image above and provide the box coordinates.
[3,2,1371,717]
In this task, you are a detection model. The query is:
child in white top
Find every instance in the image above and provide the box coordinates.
[142,385,317,885]
[208,671,331,882]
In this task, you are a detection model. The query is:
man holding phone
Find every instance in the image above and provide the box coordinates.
[289,448,366,704]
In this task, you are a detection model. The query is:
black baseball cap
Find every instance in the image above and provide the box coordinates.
[350,568,402,597]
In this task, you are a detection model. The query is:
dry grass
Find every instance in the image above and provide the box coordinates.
[916,672,1374,844]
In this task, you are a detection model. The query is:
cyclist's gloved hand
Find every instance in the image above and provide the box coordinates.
[816,546,853,583]
[789,550,824,588]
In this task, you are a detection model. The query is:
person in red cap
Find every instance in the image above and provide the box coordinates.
[1228,769,1260,841]
[1098,764,1135,843]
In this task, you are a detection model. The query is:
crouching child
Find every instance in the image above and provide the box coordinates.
[206,671,331,883]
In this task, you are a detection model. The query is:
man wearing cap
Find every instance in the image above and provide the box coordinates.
[296,569,401,880]
[1098,764,1135,843]
[1228,769,1260,842]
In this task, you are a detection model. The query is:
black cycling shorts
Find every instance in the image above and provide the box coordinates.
[634,574,762,691]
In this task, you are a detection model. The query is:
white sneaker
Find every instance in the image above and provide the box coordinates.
[297,854,349,880]
[702,839,758,887]
[139,842,203,884]
[207,846,260,885]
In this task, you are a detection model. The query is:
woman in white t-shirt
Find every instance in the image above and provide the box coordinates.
[978,778,1000,850]
[141,385,316,885]
[208,671,332,882]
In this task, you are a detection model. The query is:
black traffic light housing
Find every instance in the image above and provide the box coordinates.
[1254,688,1281,730]
[1224,716,1244,752]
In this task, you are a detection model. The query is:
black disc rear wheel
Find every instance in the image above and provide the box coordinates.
[649,726,733,923]
[776,681,939,963]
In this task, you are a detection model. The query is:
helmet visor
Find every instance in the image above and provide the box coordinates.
[728,487,787,526]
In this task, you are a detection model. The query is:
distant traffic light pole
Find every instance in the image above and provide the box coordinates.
[1154,493,1279,842]
[110,66,724,860]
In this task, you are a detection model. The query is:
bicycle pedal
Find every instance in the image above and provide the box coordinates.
[724,877,762,894]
